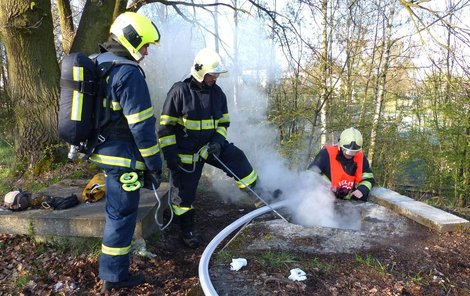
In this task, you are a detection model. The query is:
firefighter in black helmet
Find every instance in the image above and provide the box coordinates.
[308,127,375,201]
[158,48,274,249]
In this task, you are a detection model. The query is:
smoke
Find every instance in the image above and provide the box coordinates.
[141,10,359,229]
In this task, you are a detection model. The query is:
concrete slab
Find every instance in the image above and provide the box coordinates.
[370,187,470,232]
[241,200,426,254]
[0,179,169,239]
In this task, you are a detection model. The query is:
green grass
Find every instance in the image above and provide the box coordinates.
[355,254,388,274]
[15,273,31,290]
[0,140,14,193]
[259,251,299,269]
[48,237,102,257]
[216,250,234,264]
[308,257,330,270]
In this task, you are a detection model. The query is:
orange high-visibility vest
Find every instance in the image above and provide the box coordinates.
[325,145,363,191]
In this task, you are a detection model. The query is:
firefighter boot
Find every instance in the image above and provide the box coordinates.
[101,274,146,292]
[179,210,201,249]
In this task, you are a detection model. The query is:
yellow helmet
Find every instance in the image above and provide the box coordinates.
[339,127,363,151]
[110,12,160,61]
[191,48,227,82]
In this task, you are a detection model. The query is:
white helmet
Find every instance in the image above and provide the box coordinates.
[191,48,227,82]
[339,127,363,151]
[110,12,160,61]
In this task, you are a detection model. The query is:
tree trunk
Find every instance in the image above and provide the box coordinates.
[56,0,75,54]
[368,3,395,166]
[0,0,60,169]
[319,0,328,146]
[70,0,120,55]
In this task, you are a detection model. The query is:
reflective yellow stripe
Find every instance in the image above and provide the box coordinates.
[135,161,145,170]
[183,118,202,130]
[199,146,209,160]
[70,66,84,121]
[125,107,154,124]
[159,135,176,148]
[182,118,218,131]
[171,204,193,216]
[71,90,83,121]
[179,154,193,164]
[139,144,160,157]
[111,101,121,110]
[101,243,131,256]
[178,147,211,164]
[101,98,120,110]
[90,154,146,170]
[235,170,257,189]
[358,180,372,190]
[362,172,374,179]
[160,115,178,126]
[216,126,227,138]
[219,113,230,123]
[201,119,216,130]
[73,66,84,81]
[90,154,131,167]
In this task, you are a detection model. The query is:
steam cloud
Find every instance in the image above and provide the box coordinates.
[142,12,359,230]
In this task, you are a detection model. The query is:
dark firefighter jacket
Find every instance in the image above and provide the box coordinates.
[157,77,230,164]
[308,144,375,198]
[89,51,161,172]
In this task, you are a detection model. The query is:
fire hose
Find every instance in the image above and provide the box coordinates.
[198,199,290,296]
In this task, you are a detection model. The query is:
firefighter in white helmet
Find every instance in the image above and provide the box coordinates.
[308,127,375,200]
[158,48,278,248]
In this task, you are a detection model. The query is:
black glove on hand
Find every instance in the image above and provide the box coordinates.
[207,142,221,157]
[166,156,181,171]
[144,170,162,190]
[335,186,352,199]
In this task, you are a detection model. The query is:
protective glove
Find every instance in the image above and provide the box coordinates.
[144,170,162,190]
[207,142,221,157]
[334,186,352,199]
[351,189,363,199]
[166,155,181,171]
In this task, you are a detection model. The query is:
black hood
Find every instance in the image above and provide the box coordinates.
[99,39,135,61]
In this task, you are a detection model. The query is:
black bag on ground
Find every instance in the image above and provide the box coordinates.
[42,194,80,210]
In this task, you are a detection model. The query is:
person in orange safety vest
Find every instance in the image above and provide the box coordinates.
[308,127,375,201]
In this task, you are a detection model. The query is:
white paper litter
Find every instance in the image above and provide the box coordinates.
[288,268,307,281]
[230,258,248,271]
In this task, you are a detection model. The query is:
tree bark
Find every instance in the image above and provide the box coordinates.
[56,0,75,54]
[368,2,395,166]
[70,0,120,55]
[0,0,60,169]
[319,0,328,146]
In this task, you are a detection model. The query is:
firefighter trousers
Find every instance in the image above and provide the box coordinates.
[172,141,256,207]
[99,168,141,282]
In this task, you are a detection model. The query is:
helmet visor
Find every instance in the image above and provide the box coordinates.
[342,148,360,156]
[342,141,361,151]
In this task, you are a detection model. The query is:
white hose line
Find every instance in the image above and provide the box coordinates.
[198,199,290,296]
